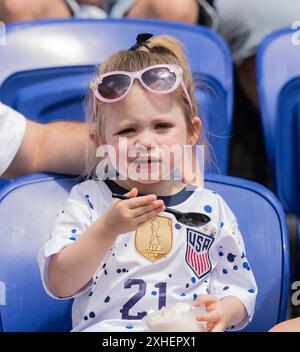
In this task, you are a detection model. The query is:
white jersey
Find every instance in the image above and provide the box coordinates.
[0,102,26,176]
[38,179,257,332]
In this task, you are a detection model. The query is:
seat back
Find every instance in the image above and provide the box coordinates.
[0,174,75,332]
[205,174,289,332]
[0,173,289,331]
[0,18,233,174]
[257,28,300,214]
[1,66,94,123]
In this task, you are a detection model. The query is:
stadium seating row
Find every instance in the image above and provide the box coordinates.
[0,18,298,331]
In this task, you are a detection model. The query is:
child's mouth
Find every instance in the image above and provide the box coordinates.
[132,157,161,172]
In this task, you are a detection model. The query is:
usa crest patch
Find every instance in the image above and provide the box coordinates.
[186,228,214,279]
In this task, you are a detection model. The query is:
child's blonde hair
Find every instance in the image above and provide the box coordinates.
[85,34,211,178]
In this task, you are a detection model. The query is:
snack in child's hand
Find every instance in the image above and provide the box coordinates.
[145,302,206,332]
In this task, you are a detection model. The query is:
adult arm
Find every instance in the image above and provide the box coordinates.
[3,119,94,179]
[269,317,300,332]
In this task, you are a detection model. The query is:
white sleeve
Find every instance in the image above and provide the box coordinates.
[38,183,95,300]
[0,102,26,176]
[209,216,258,331]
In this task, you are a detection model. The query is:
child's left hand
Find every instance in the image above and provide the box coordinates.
[193,294,227,332]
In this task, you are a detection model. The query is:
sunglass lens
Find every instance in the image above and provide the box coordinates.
[98,74,131,99]
[141,67,176,92]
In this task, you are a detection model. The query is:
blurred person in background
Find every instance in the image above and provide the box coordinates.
[2,0,300,108]
[1,0,300,184]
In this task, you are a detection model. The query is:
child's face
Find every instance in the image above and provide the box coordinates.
[100,83,200,184]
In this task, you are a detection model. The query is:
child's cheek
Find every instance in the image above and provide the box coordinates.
[113,140,129,175]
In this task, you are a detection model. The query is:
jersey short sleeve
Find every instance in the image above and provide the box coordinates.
[0,102,26,176]
[38,182,97,299]
[209,209,258,331]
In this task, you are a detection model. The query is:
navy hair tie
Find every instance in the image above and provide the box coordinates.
[129,33,153,51]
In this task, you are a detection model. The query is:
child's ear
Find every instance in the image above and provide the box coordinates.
[188,116,202,145]
[89,125,103,148]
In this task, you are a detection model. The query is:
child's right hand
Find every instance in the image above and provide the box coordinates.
[99,188,166,237]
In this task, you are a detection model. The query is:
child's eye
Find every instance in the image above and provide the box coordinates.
[155,123,171,130]
[117,127,135,135]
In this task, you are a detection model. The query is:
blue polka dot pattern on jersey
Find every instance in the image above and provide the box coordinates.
[104,296,110,303]
[87,199,94,209]
[175,223,181,230]
[151,291,157,296]
[233,265,238,271]
[193,294,198,301]
[248,289,255,293]
[204,205,212,213]
[223,269,228,274]
[126,325,134,329]
[191,277,196,284]
[227,253,236,262]
[117,268,128,273]
[69,237,76,241]
[220,222,224,228]
[243,262,251,271]
[219,251,224,256]
[223,286,229,291]
[71,229,77,234]
[89,312,95,318]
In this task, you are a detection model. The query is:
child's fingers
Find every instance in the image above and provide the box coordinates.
[132,199,165,217]
[210,322,225,332]
[136,205,165,224]
[126,194,158,209]
[205,321,214,332]
[113,188,138,206]
[193,294,218,307]
[196,310,220,324]
[124,188,139,198]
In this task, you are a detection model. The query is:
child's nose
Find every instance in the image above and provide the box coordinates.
[136,130,155,148]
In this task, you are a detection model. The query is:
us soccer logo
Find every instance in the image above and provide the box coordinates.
[186,228,214,279]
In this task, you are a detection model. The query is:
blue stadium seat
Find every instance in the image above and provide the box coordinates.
[0,174,75,332]
[0,173,289,331]
[257,28,300,279]
[0,18,233,174]
[1,66,95,123]
[206,173,289,332]
[257,28,300,216]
